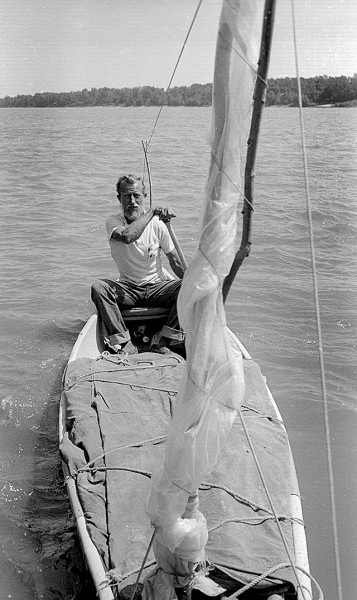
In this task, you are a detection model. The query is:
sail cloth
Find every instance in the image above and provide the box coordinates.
[145,0,262,594]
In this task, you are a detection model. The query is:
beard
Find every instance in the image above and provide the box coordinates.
[124,206,140,222]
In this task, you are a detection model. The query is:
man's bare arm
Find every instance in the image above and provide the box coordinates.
[111,209,155,244]
[166,249,185,279]
[111,207,176,244]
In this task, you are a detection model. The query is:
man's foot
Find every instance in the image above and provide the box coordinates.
[112,340,138,355]
[150,335,173,355]
[151,345,173,355]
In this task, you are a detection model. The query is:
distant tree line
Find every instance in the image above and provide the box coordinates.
[1,76,357,108]
[266,75,357,106]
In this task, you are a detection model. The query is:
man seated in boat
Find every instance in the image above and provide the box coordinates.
[91,174,185,354]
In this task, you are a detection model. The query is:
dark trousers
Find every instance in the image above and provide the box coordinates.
[91,278,183,347]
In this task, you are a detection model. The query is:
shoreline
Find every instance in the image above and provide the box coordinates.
[0,102,356,109]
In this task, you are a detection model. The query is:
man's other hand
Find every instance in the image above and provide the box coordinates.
[153,206,176,223]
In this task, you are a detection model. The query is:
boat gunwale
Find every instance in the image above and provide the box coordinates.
[59,315,114,600]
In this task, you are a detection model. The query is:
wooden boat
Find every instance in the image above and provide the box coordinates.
[59,1,322,599]
[59,311,314,600]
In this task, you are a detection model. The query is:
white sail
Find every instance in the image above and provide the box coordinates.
[145,1,261,596]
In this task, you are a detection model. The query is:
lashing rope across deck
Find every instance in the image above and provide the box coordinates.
[73,452,303,528]
[63,358,182,393]
[72,435,167,476]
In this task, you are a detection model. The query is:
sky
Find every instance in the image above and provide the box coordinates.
[0,0,356,98]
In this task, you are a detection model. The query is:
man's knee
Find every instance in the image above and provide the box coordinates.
[91,279,107,301]
[168,279,181,298]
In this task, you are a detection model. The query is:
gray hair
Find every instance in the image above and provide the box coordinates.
[116,174,146,197]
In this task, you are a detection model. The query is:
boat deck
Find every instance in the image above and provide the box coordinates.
[60,332,307,598]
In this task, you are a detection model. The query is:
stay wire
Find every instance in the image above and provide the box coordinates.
[290,2,343,599]
[146,0,204,149]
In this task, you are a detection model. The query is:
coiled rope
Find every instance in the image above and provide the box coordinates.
[227,562,323,600]
[291,1,343,599]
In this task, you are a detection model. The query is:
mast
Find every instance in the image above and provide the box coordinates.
[222,0,277,302]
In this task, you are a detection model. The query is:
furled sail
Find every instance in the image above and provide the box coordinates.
[145,1,261,597]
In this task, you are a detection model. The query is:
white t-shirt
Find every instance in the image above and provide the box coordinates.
[106,213,175,284]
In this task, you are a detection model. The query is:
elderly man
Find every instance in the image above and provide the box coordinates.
[91,174,185,354]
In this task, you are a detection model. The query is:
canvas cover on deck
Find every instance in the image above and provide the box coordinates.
[60,350,297,596]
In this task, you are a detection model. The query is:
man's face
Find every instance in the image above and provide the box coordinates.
[119,180,145,222]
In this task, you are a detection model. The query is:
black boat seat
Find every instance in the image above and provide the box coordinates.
[121,307,170,322]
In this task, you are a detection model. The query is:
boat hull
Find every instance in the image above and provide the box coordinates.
[59,315,312,600]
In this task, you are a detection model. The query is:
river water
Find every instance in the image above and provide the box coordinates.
[0,106,356,599]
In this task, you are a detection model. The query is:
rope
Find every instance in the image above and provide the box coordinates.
[106,560,323,599]
[219,29,259,82]
[237,406,309,600]
[98,378,178,394]
[77,466,152,477]
[139,0,204,214]
[241,403,283,424]
[291,2,343,599]
[100,353,156,366]
[200,481,274,515]
[107,560,156,585]
[76,456,304,529]
[146,0,204,148]
[227,562,324,599]
[74,455,300,525]
[208,515,304,532]
[65,376,178,395]
[64,372,179,395]
[73,435,167,475]
[129,531,157,600]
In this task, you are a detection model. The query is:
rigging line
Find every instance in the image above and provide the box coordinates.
[237,407,309,600]
[209,150,254,211]
[290,2,343,600]
[146,0,204,148]
[130,530,156,600]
